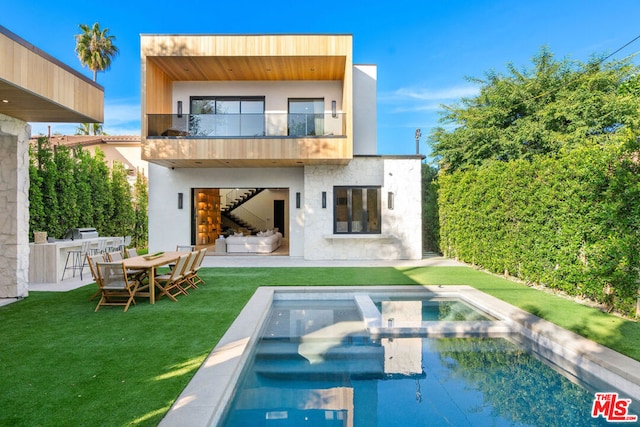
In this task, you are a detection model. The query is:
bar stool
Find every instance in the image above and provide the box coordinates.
[61,240,92,280]
[95,239,107,254]
[107,236,124,253]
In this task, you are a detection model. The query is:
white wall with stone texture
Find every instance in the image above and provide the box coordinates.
[303,156,422,260]
[0,114,30,298]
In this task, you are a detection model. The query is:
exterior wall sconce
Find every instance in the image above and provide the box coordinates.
[331,100,337,118]
[296,192,301,209]
[177,100,183,118]
[387,191,394,210]
[322,191,327,208]
[178,192,183,209]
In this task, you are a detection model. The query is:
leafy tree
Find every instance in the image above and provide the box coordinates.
[32,138,62,239]
[87,148,113,234]
[422,164,439,252]
[28,140,146,247]
[75,123,105,136]
[430,47,640,172]
[108,161,134,238]
[132,170,148,248]
[72,146,94,227]
[52,145,79,237]
[74,22,119,82]
[28,143,46,235]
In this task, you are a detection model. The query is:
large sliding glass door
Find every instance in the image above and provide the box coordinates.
[288,98,324,136]
[190,97,265,137]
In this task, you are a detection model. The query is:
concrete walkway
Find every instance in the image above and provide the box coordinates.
[0,253,466,307]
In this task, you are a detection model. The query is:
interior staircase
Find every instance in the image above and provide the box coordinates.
[222,188,265,233]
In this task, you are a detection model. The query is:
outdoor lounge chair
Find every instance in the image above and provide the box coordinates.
[95,261,140,312]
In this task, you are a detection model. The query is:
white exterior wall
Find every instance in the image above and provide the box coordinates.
[0,114,30,298]
[353,65,377,155]
[303,157,422,260]
[148,164,304,256]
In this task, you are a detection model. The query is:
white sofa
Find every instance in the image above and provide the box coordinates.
[225,231,282,253]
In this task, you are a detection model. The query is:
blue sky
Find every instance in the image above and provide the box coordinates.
[4,0,640,159]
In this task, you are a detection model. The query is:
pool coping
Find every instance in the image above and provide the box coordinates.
[159,285,640,427]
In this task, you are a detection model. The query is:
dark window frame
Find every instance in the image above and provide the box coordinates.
[333,186,381,234]
[189,96,265,114]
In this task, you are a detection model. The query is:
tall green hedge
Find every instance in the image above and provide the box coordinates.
[438,139,640,315]
[29,137,147,247]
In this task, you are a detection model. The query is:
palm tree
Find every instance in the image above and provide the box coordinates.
[74,22,119,82]
[75,123,105,136]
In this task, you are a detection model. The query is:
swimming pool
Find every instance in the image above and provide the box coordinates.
[159,286,640,426]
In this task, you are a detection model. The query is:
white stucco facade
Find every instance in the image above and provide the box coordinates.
[148,154,423,260]
[148,165,306,256]
[303,157,422,260]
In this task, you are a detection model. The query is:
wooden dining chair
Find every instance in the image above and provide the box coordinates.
[189,248,208,288]
[106,251,124,262]
[94,261,140,312]
[178,251,199,293]
[87,253,107,301]
[154,254,189,301]
[125,247,139,258]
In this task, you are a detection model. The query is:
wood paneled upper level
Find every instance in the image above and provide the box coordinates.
[0,25,104,123]
[141,34,354,167]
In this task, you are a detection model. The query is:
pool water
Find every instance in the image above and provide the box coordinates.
[220,299,622,426]
[372,298,495,321]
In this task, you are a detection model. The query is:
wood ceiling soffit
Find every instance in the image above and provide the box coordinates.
[147,56,346,81]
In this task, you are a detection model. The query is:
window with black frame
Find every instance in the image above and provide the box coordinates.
[189,96,265,137]
[334,186,381,234]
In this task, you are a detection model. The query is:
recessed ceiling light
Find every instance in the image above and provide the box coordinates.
[1,99,8,103]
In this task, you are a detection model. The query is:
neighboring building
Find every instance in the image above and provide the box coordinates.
[0,25,103,298]
[141,34,422,260]
[30,134,148,183]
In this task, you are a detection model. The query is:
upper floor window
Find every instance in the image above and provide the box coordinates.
[334,186,381,234]
[190,96,265,136]
[288,98,324,136]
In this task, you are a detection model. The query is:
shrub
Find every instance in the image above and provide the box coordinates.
[438,139,640,315]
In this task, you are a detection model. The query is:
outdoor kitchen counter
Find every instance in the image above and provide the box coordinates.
[28,237,118,285]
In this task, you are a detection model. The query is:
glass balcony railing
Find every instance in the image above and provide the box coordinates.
[147,113,346,138]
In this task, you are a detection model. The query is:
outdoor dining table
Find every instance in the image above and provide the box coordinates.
[122,251,181,304]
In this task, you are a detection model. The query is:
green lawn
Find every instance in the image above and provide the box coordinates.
[0,266,638,426]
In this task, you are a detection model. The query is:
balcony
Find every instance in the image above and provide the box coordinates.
[147,112,346,138]
[143,113,352,167]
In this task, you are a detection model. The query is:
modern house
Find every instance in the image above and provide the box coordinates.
[141,34,422,260]
[0,25,103,298]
